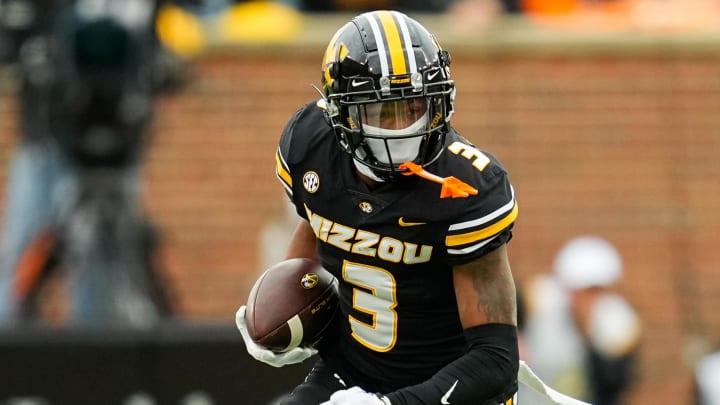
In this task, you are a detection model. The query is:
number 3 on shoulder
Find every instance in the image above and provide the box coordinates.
[448,141,491,172]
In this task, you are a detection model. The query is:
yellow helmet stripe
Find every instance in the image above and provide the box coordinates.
[395,11,417,73]
[377,11,407,75]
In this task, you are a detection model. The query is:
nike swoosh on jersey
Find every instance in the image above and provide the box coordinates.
[440,380,458,404]
[398,217,427,227]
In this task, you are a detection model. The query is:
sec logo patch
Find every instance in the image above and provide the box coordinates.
[303,171,320,193]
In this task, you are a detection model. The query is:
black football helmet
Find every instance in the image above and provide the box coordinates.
[321,10,455,182]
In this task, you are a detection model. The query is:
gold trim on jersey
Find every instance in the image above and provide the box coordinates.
[446,203,518,247]
[275,148,292,192]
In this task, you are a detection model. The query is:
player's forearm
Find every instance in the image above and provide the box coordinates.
[384,323,519,405]
[380,245,520,404]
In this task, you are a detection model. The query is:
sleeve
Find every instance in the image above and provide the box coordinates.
[445,174,518,265]
[384,324,519,405]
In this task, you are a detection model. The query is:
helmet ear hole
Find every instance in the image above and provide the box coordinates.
[439,50,451,67]
[328,62,339,79]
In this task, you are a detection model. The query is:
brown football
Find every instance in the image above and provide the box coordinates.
[245,258,338,352]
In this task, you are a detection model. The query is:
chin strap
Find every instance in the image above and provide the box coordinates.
[399,161,478,199]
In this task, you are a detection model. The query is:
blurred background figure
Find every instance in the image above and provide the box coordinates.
[0,0,194,327]
[521,235,642,405]
[693,348,720,405]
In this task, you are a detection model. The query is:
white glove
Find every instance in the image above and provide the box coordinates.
[320,386,391,405]
[235,305,317,368]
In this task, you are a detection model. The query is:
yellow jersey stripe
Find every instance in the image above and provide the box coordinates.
[378,11,407,75]
[275,150,292,188]
[446,203,519,247]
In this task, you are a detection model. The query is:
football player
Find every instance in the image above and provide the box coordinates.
[237,10,520,405]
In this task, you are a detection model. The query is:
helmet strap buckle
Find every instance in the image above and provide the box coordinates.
[411,73,423,92]
[379,76,391,95]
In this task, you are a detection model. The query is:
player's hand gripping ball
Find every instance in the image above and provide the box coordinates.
[244,258,339,352]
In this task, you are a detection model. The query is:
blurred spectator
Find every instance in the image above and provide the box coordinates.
[513,0,720,32]
[0,0,73,323]
[521,236,642,405]
[0,0,191,326]
[694,349,720,405]
[448,0,522,15]
[444,0,516,31]
[297,0,457,13]
[630,0,720,32]
[216,0,304,43]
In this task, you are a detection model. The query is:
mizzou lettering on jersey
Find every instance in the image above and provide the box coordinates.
[304,204,432,265]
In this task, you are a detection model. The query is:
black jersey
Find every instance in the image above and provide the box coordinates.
[275,101,518,393]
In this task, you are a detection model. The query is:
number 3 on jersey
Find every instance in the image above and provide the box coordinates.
[448,141,491,172]
[342,261,398,352]
[340,142,488,353]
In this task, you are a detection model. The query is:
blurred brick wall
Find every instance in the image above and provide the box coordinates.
[1,43,719,404]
